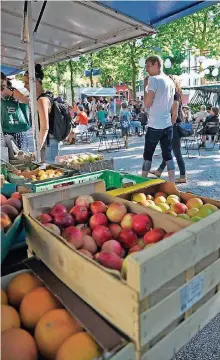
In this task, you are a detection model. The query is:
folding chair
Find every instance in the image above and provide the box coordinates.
[98,123,122,152]
[203,123,220,151]
[182,122,202,158]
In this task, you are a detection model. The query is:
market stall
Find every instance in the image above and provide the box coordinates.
[1,2,219,360]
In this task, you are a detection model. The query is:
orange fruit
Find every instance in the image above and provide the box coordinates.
[20,287,61,330]
[1,289,8,305]
[1,305,21,332]
[1,328,38,360]
[35,308,83,359]
[7,272,42,307]
[56,332,101,360]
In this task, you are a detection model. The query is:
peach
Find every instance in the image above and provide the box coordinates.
[186,197,203,210]
[1,205,18,220]
[108,223,122,239]
[1,328,38,360]
[82,235,97,254]
[0,194,7,205]
[106,203,127,223]
[131,193,146,203]
[101,240,123,256]
[171,202,187,214]
[120,213,136,229]
[1,212,12,231]
[186,208,200,218]
[5,198,22,211]
[144,228,165,244]
[96,252,123,271]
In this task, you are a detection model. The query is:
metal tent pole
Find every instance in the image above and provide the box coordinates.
[26,1,41,162]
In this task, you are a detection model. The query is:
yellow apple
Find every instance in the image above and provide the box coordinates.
[158,203,170,212]
[186,208,200,218]
[131,193,146,203]
[154,196,166,205]
[186,197,203,210]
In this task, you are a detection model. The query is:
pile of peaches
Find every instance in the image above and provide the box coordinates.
[131,192,219,222]
[1,192,23,233]
[38,195,174,274]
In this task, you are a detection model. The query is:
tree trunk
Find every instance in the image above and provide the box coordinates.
[89,54,94,87]
[56,63,61,95]
[68,60,75,105]
[130,40,137,100]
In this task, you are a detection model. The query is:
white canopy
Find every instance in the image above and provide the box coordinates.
[80,87,116,97]
[1,1,154,70]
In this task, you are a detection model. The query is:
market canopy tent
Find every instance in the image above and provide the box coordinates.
[1,1,215,72]
[80,87,116,97]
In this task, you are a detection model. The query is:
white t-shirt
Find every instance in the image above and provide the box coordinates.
[146,73,175,129]
[193,110,208,123]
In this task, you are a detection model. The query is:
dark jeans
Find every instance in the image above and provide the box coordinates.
[158,124,186,176]
[143,126,173,162]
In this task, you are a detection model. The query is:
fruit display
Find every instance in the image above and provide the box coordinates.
[37,195,176,276]
[1,192,23,233]
[56,153,104,167]
[1,272,102,360]
[12,167,64,182]
[130,191,219,222]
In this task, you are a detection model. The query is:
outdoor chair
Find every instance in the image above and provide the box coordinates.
[203,122,220,151]
[98,123,123,152]
[182,122,202,158]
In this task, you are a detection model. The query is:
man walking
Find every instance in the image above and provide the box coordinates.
[143,55,176,182]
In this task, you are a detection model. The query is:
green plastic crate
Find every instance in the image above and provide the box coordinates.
[21,170,152,193]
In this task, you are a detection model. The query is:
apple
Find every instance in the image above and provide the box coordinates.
[92,225,112,247]
[90,201,106,214]
[154,192,167,199]
[44,223,61,236]
[76,224,92,236]
[166,197,180,206]
[132,214,152,236]
[38,214,52,224]
[50,204,67,217]
[118,229,138,248]
[144,228,165,244]
[191,216,202,222]
[53,213,75,228]
[75,195,94,208]
[11,192,22,201]
[148,204,162,212]
[186,197,203,210]
[96,252,123,271]
[131,193,146,203]
[1,212,12,231]
[69,205,89,223]
[163,232,175,239]
[146,195,154,201]
[158,203,170,212]
[62,226,84,249]
[78,249,93,259]
[101,240,123,256]
[202,203,218,212]
[186,208,200,218]
[82,235,97,254]
[196,208,213,218]
[120,213,136,229]
[128,245,142,254]
[106,203,127,223]
[166,210,177,216]
[154,196,166,205]
[89,213,108,230]
[108,223,122,239]
[138,200,154,207]
[171,202,187,214]
[167,194,180,201]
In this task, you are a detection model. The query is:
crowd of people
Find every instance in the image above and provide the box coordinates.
[1,57,219,184]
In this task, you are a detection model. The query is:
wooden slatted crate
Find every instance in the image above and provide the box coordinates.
[23,182,220,360]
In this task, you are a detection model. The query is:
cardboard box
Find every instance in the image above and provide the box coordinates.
[22,180,218,360]
[1,260,135,360]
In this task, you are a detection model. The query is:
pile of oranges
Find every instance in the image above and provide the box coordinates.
[1,272,101,360]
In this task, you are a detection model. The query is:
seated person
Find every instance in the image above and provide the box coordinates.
[199,107,219,147]
[67,105,88,144]
[193,105,208,123]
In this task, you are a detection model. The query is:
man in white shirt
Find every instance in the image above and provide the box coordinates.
[143,55,176,182]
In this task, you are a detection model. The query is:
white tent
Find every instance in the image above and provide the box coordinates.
[80,87,116,97]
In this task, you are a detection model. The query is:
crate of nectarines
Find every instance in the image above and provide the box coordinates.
[22,180,220,360]
[1,264,135,360]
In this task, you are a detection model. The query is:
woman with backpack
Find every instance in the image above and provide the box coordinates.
[120,102,131,148]
[24,64,61,163]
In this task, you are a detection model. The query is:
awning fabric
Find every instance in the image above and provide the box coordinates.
[0,65,22,76]
[80,87,116,97]
[1,1,215,74]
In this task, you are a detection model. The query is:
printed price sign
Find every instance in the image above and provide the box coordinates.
[180,274,204,313]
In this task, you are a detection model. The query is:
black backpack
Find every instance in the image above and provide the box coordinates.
[38,92,71,142]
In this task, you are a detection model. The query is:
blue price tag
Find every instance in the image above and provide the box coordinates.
[180,274,204,313]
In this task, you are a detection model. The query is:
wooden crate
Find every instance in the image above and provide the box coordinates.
[23,183,220,360]
[1,265,135,360]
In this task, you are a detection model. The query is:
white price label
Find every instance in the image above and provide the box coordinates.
[180,274,204,313]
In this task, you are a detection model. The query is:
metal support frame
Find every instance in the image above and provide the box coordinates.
[26,1,41,162]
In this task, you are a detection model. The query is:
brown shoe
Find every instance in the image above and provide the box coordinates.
[175,177,187,184]
[149,170,162,178]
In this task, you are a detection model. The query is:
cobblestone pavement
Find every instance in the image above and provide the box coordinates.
[27,132,220,359]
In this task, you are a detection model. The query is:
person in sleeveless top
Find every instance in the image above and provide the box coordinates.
[24,64,60,162]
